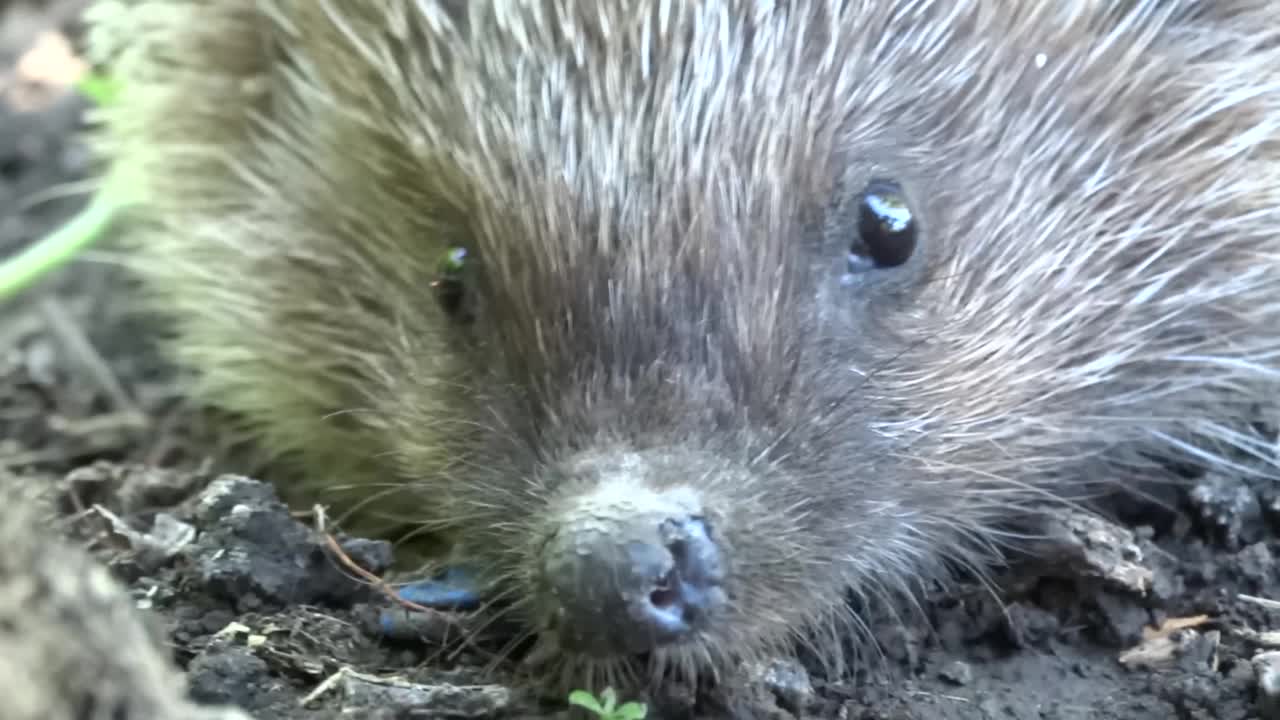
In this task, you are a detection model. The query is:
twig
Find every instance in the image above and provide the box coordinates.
[1240,594,1280,612]
[299,667,351,706]
[39,295,143,418]
[313,505,439,617]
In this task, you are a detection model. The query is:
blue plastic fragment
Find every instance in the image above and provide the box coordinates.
[378,565,482,639]
[396,565,482,610]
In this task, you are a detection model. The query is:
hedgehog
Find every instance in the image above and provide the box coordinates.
[81,0,1280,694]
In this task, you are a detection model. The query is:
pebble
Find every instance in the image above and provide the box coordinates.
[1254,651,1280,719]
[939,660,973,686]
[750,658,814,715]
[1189,473,1265,550]
[187,475,393,612]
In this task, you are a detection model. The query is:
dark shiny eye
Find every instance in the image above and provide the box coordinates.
[431,246,469,315]
[850,178,917,270]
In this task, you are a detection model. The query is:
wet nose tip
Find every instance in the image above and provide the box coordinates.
[628,518,724,639]
[542,516,727,657]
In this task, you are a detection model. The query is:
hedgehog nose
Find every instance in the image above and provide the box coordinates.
[621,518,724,643]
[540,514,727,657]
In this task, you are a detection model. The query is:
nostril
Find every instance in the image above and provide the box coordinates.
[540,504,727,656]
[667,538,688,563]
[649,569,679,609]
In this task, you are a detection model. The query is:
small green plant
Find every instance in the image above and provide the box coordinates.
[567,687,647,720]
[75,70,121,106]
[0,70,128,302]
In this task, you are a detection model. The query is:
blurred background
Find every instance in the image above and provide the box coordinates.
[0,0,189,496]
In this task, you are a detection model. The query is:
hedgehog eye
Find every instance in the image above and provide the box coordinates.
[431,246,470,316]
[848,178,918,271]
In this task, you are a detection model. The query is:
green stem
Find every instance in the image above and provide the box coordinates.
[0,189,121,301]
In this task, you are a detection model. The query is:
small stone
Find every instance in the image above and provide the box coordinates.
[749,658,814,714]
[1001,602,1060,649]
[341,537,395,575]
[186,646,271,709]
[1255,651,1280,719]
[1027,510,1156,595]
[1119,628,1219,672]
[1189,473,1265,550]
[1237,543,1276,587]
[199,608,238,634]
[92,505,195,574]
[1093,591,1150,648]
[193,475,285,526]
[185,475,393,611]
[938,660,972,686]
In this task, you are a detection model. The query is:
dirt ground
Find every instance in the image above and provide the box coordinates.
[1,2,1279,719]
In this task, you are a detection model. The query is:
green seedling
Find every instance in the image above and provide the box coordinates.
[567,687,647,720]
[0,70,127,302]
[75,70,121,106]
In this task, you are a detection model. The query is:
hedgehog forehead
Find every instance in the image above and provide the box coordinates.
[411,4,944,383]
[395,2,1194,377]
[416,2,1000,273]
[463,166,821,377]
[435,16,854,305]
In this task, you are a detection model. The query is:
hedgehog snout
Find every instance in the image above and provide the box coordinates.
[537,485,728,657]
